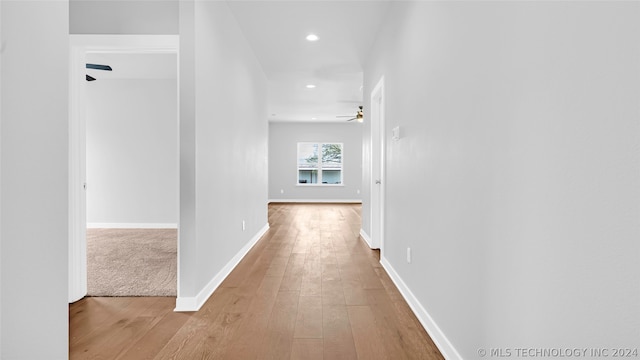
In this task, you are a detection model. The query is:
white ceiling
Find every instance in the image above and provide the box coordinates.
[84,2,391,123]
[85,52,177,81]
[227,1,391,122]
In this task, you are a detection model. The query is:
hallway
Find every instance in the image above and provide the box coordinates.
[69,203,443,359]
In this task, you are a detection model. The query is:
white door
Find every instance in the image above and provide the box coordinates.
[68,44,88,302]
[370,77,385,250]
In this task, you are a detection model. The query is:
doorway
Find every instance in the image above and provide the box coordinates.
[370,77,385,251]
[68,35,179,302]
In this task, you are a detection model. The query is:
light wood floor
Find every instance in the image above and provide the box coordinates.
[69,203,443,359]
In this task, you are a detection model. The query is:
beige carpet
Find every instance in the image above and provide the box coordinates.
[87,228,177,297]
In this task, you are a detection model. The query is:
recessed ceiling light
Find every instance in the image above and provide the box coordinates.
[311,117,317,120]
[306,84,316,89]
[306,34,319,42]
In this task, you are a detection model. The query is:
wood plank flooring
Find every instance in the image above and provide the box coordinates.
[69,203,443,360]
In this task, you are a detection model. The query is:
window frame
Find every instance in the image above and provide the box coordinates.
[296,142,344,186]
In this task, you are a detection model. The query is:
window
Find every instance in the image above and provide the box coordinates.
[297,142,343,185]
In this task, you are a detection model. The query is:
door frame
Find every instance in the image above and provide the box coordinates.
[369,76,385,252]
[68,35,179,302]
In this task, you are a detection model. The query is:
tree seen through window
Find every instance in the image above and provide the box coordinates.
[297,143,343,184]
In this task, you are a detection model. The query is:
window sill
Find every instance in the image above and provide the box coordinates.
[296,184,345,187]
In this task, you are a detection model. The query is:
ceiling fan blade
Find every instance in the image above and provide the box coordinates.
[86,63,112,71]
[346,117,357,121]
[336,115,354,118]
[86,74,96,82]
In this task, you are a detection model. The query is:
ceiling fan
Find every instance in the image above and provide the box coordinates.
[86,63,112,82]
[337,106,363,122]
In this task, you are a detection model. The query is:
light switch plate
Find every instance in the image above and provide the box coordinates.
[392,126,401,141]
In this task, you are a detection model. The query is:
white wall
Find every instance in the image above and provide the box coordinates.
[0,0,3,354]
[86,78,178,227]
[364,2,640,359]
[1,1,69,359]
[269,122,362,202]
[177,1,269,309]
[70,0,178,35]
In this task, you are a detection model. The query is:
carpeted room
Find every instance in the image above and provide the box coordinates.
[86,228,176,296]
[84,52,179,297]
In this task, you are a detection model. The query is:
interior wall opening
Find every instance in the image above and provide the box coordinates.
[69,35,179,303]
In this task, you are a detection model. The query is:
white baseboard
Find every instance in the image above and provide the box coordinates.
[87,223,178,229]
[268,199,362,203]
[359,229,373,248]
[380,256,462,360]
[174,223,270,312]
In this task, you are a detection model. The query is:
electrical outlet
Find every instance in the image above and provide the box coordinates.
[407,247,412,263]
[242,220,246,231]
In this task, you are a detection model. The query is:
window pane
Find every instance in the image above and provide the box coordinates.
[322,170,342,184]
[321,143,342,169]
[297,142,342,185]
[298,143,318,168]
[298,170,318,184]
